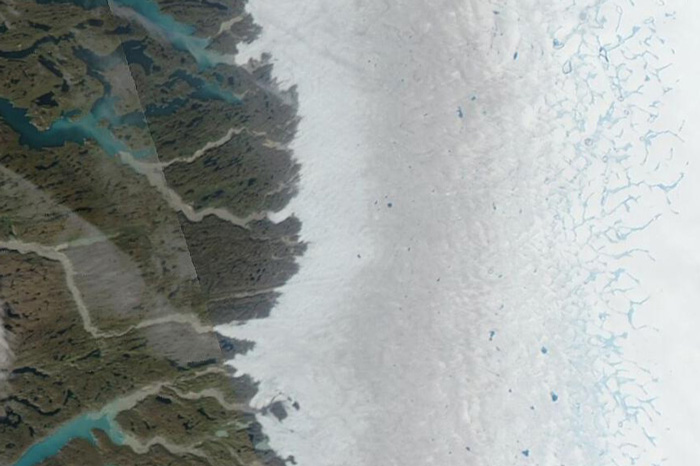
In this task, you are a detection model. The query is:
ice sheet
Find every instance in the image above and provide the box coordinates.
[218,1,700,465]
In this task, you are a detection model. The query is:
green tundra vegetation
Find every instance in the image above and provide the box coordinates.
[0,1,303,465]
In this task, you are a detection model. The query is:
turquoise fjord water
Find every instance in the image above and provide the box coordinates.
[4,0,237,464]
[38,0,227,67]
[0,98,129,156]
[0,74,237,156]
[12,413,125,466]
[111,0,224,68]
[0,0,240,156]
[43,0,225,67]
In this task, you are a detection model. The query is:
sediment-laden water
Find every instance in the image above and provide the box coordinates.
[0,1,303,465]
[1,1,699,465]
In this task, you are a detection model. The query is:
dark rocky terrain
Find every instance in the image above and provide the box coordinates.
[0,1,302,464]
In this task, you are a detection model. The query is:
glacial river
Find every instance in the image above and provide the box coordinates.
[3,0,236,463]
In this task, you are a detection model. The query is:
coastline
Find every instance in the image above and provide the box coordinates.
[0,0,695,464]
[222,1,694,465]
[222,2,376,464]
[0,0,303,464]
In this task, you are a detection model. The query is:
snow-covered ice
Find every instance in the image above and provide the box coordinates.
[218,1,700,465]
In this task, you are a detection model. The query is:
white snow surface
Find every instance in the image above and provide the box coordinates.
[218,1,700,465]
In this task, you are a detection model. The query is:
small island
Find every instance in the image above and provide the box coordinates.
[0,1,303,465]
